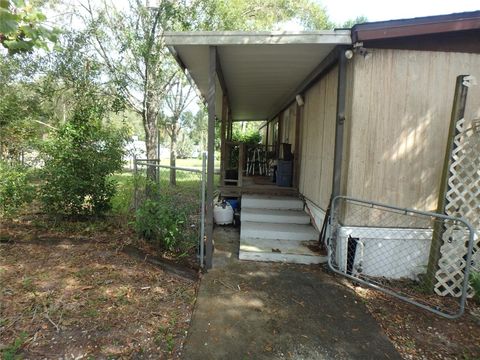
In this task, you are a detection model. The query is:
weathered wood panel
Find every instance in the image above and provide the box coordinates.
[279,103,297,149]
[345,49,480,211]
[267,117,278,148]
[299,66,339,210]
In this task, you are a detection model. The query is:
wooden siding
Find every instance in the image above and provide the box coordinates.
[280,103,297,149]
[299,66,339,210]
[266,117,277,148]
[345,49,480,211]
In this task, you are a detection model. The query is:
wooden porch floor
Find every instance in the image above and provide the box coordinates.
[219,176,298,197]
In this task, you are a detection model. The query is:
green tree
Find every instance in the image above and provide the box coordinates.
[39,32,129,217]
[0,162,34,217]
[0,0,59,54]
[0,55,49,163]
[193,0,333,31]
[341,16,368,28]
[40,83,128,217]
[0,83,44,162]
[163,74,195,184]
[80,0,191,183]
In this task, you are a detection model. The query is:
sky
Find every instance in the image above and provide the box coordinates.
[319,0,479,25]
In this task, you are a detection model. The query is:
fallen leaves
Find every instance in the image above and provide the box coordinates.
[0,226,198,359]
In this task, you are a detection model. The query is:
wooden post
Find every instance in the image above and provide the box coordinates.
[425,75,469,289]
[205,46,216,269]
[265,122,269,158]
[224,111,233,181]
[293,103,302,189]
[277,113,283,158]
[228,112,233,141]
[220,95,228,186]
[238,143,245,187]
[331,47,347,199]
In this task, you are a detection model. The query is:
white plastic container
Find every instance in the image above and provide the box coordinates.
[213,201,234,225]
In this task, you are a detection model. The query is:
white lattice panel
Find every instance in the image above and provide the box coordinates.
[435,118,480,297]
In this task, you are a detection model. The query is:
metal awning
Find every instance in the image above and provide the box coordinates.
[165,31,351,121]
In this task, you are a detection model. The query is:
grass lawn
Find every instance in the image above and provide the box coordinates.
[174,158,220,169]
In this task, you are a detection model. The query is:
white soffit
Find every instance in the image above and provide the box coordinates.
[165,31,351,120]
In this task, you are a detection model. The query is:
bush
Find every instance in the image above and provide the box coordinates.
[110,173,135,216]
[39,87,128,217]
[470,271,480,303]
[134,191,191,252]
[0,162,34,217]
[232,128,261,144]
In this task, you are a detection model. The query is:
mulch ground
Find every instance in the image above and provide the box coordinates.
[348,281,480,360]
[0,218,199,359]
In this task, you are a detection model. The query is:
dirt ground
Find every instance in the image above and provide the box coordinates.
[0,219,198,359]
[2,220,480,360]
[349,283,480,360]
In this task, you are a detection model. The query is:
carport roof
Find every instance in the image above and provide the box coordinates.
[164,31,351,121]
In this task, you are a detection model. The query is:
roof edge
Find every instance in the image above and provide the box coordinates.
[164,30,351,46]
[352,10,480,43]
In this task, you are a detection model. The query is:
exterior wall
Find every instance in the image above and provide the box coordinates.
[344,49,480,212]
[267,117,278,150]
[298,65,339,210]
[280,103,297,149]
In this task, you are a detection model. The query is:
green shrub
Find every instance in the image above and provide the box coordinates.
[470,271,480,303]
[232,128,261,144]
[1,331,28,360]
[135,191,190,252]
[39,88,128,217]
[0,162,34,217]
[110,173,135,216]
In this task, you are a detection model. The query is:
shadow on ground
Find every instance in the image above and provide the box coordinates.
[182,227,401,359]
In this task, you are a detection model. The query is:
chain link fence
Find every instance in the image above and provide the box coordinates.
[133,155,206,267]
[327,196,476,318]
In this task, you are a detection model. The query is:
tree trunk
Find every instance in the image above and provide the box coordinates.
[144,113,158,180]
[169,125,177,186]
[143,100,159,198]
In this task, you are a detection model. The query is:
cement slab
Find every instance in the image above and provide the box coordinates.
[182,228,401,360]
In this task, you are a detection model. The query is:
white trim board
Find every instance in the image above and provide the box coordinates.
[164,31,352,46]
[304,199,326,232]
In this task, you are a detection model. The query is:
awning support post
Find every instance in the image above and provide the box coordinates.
[220,95,228,186]
[331,47,348,199]
[205,45,216,269]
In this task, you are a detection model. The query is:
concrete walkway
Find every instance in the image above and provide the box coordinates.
[182,227,401,360]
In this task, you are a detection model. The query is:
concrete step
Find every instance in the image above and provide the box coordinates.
[239,237,326,265]
[240,238,319,255]
[241,194,303,210]
[239,251,327,264]
[240,208,311,224]
[240,221,319,241]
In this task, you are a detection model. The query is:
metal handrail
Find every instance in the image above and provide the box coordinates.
[327,195,476,319]
[135,159,220,174]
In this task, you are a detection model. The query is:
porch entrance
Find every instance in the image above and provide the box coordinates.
[164,31,351,268]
